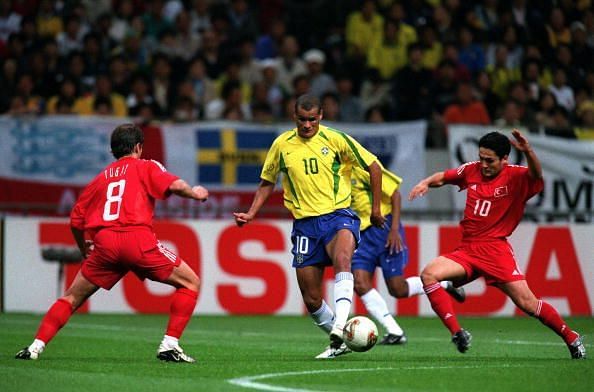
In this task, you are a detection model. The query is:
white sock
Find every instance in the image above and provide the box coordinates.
[406,276,425,297]
[361,288,404,336]
[333,272,354,331]
[440,281,450,289]
[162,334,179,348]
[30,339,45,353]
[310,300,335,334]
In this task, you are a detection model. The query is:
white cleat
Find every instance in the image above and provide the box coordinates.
[315,342,352,359]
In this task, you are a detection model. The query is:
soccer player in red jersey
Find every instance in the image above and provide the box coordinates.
[408,129,586,359]
[15,124,209,363]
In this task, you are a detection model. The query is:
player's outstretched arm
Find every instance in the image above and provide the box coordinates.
[169,179,209,201]
[234,180,275,227]
[510,129,543,179]
[408,171,446,201]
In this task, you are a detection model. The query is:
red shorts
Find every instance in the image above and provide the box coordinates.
[444,240,524,285]
[81,227,181,290]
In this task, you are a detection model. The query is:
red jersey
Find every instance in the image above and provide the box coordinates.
[444,161,543,240]
[70,157,178,234]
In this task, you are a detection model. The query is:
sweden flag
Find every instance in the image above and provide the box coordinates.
[196,127,277,185]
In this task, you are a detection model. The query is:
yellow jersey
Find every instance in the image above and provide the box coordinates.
[261,125,378,219]
[351,165,402,230]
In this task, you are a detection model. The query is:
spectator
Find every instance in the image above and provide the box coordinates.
[142,0,172,42]
[365,105,387,123]
[189,0,211,34]
[238,37,261,86]
[360,68,392,114]
[367,19,408,81]
[321,92,340,121]
[36,0,63,38]
[73,73,127,116]
[487,44,521,100]
[443,82,491,126]
[291,74,310,98]
[150,53,173,116]
[303,48,336,98]
[258,58,284,118]
[0,1,22,43]
[187,56,215,113]
[275,35,307,96]
[420,24,443,70]
[533,91,558,130]
[197,28,223,79]
[431,60,459,115]
[172,95,199,122]
[495,99,523,128]
[227,0,258,44]
[109,0,134,42]
[254,18,285,60]
[345,0,383,59]
[457,26,485,76]
[126,73,154,116]
[56,15,85,56]
[205,79,251,120]
[93,94,114,115]
[546,7,571,50]
[171,9,201,61]
[336,72,363,122]
[475,71,500,121]
[46,77,79,114]
[392,43,432,121]
[549,67,575,112]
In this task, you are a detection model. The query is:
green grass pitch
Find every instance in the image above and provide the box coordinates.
[1,314,592,391]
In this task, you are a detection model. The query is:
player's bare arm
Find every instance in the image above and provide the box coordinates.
[408,171,446,201]
[386,189,404,254]
[368,161,385,227]
[169,179,209,201]
[70,226,91,258]
[510,129,543,180]
[234,179,275,227]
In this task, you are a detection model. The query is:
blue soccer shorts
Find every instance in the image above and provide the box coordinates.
[290,208,360,268]
[351,214,409,279]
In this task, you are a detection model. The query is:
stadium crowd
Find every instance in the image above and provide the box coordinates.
[1,0,594,146]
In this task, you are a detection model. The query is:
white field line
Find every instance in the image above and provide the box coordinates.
[227,364,532,392]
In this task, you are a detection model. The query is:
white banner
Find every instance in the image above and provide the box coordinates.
[0,116,122,185]
[161,120,428,210]
[4,217,592,316]
[448,126,594,213]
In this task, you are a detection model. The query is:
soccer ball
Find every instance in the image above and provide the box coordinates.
[342,316,378,352]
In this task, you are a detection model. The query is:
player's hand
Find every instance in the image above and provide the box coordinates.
[192,185,209,202]
[370,212,386,228]
[385,230,404,255]
[408,182,428,201]
[510,129,531,152]
[233,212,254,227]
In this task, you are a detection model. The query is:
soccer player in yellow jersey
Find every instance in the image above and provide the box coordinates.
[350,165,466,345]
[234,94,384,359]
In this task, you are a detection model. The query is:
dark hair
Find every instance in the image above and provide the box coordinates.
[295,94,321,113]
[111,123,144,158]
[479,132,510,158]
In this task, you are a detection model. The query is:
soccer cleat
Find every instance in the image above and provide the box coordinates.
[445,281,466,303]
[15,347,40,360]
[379,333,408,345]
[157,343,196,363]
[315,342,352,359]
[452,329,472,353]
[316,328,352,359]
[568,335,586,359]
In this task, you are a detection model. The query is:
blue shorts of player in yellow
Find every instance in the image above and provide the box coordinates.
[291,208,360,268]
[351,214,408,279]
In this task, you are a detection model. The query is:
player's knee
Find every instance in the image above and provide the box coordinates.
[516,296,538,315]
[302,295,322,313]
[420,269,438,285]
[387,283,408,298]
[354,279,371,296]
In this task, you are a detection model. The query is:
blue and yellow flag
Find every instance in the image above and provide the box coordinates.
[196,127,277,185]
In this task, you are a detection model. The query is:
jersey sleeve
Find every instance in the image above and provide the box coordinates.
[516,167,544,199]
[443,162,473,190]
[143,160,179,200]
[70,178,98,229]
[382,167,402,197]
[342,133,378,169]
[260,137,281,183]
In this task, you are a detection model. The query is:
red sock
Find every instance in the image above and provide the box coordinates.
[534,300,578,345]
[35,298,74,344]
[424,283,461,334]
[166,288,198,339]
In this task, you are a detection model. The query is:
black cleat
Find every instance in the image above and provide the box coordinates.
[15,347,36,360]
[445,281,466,303]
[379,333,408,345]
[452,329,472,353]
[157,345,196,363]
[568,335,586,359]
[14,347,43,360]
